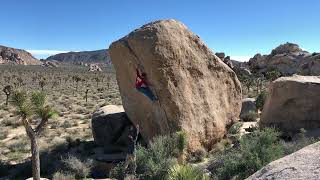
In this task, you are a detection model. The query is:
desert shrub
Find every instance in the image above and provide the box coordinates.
[109,162,126,180]
[228,122,243,135]
[8,137,30,153]
[2,117,21,128]
[167,164,210,180]
[61,155,93,179]
[211,127,284,179]
[241,111,258,122]
[282,129,319,155]
[0,129,8,140]
[187,148,207,163]
[135,134,179,180]
[52,171,76,180]
[256,91,268,111]
[61,120,73,128]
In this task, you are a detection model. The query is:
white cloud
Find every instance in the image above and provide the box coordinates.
[26,49,70,56]
[230,56,252,62]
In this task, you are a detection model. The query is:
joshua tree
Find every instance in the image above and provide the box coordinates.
[85,88,89,102]
[11,91,56,180]
[94,77,100,88]
[3,85,12,106]
[39,80,46,91]
[72,75,81,91]
[106,75,111,90]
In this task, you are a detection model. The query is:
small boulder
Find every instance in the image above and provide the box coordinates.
[240,98,257,121]
[91,105,134,152]
[247,142,320,179]
[261,75,320,131]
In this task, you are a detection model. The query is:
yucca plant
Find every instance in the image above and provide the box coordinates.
[175,131,187,164]
[11,90,56,180]
[167,164,210,180]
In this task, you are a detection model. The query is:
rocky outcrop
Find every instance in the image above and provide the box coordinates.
[0,45,40,65]
[109,19,242,151]
[261,75,320,131]
[247,142,320,180]
[215,52,233,68]
[248,42,320,75]
[41,60,59,68]
[240,98,257,121]
[91,105,134,152]
[89,64,102,72]
[46,49,111,65]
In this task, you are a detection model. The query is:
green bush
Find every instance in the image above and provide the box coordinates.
[187,148,207,163]
[110,162,126,180]
[282,129,319,155]
[228,122,243,135]
[167,164,210,180]
[135,134,178,180]
[61,155,92,179]
[256,91,268,111]
[241,111,258,122]
[211,128,284,179]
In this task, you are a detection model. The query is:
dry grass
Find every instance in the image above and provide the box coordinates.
[0,65,121,166]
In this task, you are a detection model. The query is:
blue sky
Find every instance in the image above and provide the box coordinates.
[0,0,319,61]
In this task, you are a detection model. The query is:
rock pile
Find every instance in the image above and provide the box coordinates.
[89,64,102,72]
[109,19,242,151]
[249,42,320,75]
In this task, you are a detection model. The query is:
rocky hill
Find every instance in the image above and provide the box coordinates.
[0,45,40,65]
[46,49,111,65]
[248,42,320,75]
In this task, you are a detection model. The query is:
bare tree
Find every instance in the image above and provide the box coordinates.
[11,91,56,180]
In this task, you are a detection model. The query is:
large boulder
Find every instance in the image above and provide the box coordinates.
[240,98,257,121]
[109,19,242,150]
[247,142,320,179]
[91,105,134,152]
[261,75,320,131]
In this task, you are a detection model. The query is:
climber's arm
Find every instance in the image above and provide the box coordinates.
[136,68,142,78]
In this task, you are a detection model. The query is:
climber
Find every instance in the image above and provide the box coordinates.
[124,124,140,174]
[135,68,157,101]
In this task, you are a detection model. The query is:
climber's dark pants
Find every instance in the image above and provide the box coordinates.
[136,87,156,101]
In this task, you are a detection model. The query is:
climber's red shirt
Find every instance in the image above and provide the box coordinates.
[135,69,148,88]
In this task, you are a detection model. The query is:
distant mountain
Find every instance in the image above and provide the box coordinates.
[46,49,111,64]
[0,45,40,65]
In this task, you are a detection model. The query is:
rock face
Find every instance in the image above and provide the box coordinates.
[240,98,257,121]
[109,19,242,150]
[249,42,320,75]
[261,75,320,131]
[46,49,111,65]
[0,45,40,65]
[91,105,134,152]
[247,142,320,180]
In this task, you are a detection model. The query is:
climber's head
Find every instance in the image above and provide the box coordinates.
[141,72,147,78]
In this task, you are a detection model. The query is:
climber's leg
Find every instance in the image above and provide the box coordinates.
[137,87,156,101]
